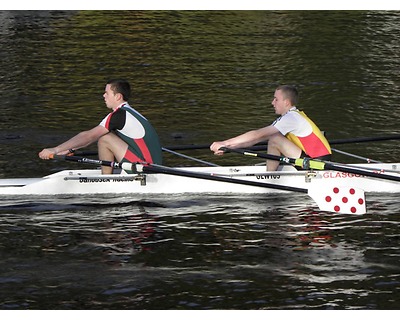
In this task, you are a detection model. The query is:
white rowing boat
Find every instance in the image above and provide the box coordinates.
[1,162,399,193]
[1,147,399,214]
[1,163,399,195]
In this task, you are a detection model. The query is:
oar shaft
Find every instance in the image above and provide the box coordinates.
[51,154,307,193]
[163,144,211,151]
[162,147,220,167]
[222,147,400,183]
[71,148,220,167]
[163,134,400,151]
[139,163,307,193]
[47,153,366,214]
[220,147,319,168]
[329,134,400,145]
[331,148,380,163]
[51,155,121,168]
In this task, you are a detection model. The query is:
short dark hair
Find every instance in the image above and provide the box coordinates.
[107,79,131,101]
[276,85,298,106]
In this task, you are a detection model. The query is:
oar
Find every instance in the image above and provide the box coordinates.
[162,134,400,151]
[331,148,381,163]
[49,154,366,214]
[68,148,220,167]
[50,154,122,169]
[221,147,400,183]
[68,134,400,156]
[329,134,400,145]
[163,144,211,151]
[132,164,366,215]
[51,154,305,193]
[162,147,220,167]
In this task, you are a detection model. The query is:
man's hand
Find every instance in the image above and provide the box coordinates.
[210,141,226,156]
[38,147,72,159]
[38,148,57,160]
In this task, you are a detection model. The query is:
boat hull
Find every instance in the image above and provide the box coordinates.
[1,163,399,196]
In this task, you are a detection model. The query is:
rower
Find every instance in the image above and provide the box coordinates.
[38,79,163,174]
[210,85,332,171]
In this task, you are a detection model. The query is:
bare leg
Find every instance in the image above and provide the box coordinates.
[267,133,302,171]
[98,132,128,174]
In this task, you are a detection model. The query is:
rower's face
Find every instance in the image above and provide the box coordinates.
[103,84,119,110]
[271,89,288,115]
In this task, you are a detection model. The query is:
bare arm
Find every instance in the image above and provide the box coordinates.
[210,125,279,155]
[38,125,109,159]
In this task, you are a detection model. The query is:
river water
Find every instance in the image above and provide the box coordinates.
[0,10,399,310]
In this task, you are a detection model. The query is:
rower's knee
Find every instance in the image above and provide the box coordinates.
[267,133,283,151]
[98,133,113,149]
[98,133,128,162]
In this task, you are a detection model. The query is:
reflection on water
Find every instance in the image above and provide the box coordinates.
[0,10,400,309]
[0,194,399,309]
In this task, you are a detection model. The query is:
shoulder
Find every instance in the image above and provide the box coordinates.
[122,104,148,121]
[280,110,305,124]
[273,111,306,135]
[112,107,126,117]
[110,108,126,129]
[99,108,126,130]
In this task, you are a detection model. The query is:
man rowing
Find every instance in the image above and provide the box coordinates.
[38,79,163,174]
[210,85,332,171]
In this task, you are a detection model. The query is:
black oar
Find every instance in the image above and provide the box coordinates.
[50,154,122,168]
[329,134,400,145]
[51,154,305,193]
[221,147,400,183]
[67,148,219,167]
[162,134,400,151]
[69,134,400,156]
[49,154,366,214]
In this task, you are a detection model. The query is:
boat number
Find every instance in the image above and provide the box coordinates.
[255,175,281,180]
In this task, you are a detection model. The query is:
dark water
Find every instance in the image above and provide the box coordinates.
[0,10,399,310]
